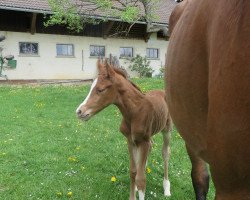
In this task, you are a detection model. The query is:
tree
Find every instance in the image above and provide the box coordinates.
[0,35,15,79]
[127,54,154,77]
[45,0,165,35]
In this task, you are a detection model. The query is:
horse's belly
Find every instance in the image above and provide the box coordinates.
[166,0,210,160]
[166,59,209,159]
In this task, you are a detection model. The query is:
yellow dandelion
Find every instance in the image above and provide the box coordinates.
[111,176,117,182]
[67,191,73,198]
[56,192,62,197]
[75,146,80,151]
[68,156,77,162]
[147,167,151,174]
[81,166,85,171]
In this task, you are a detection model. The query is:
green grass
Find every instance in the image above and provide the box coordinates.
[0,78,215,200]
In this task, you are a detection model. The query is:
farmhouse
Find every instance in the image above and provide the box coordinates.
[0,0,177,81]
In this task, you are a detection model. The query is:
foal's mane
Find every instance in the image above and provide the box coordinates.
[112,66,143,93]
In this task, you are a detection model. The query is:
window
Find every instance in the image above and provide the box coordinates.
[146,48,159,59]
[120,47,133,58]
[90,45,105,57]
[19,42,38,55]
[56,44,74,56]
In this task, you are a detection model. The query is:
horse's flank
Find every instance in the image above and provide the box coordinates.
[166,0,250,199]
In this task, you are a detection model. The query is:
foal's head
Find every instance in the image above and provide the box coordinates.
[76,59,118,121]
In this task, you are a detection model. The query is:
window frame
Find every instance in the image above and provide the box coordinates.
[119,47,134,58]
[89,45,106,57]
[19,42,39,56]
[146,48,159,59]
[56,43,75,57]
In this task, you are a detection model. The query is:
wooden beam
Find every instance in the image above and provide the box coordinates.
[103,21,115,39]
[144,32,152,42]
[30,13,37,35]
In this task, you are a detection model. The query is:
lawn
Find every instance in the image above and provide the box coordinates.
[0,78,215,200]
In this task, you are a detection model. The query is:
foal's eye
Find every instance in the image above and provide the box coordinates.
[96,88,106,94]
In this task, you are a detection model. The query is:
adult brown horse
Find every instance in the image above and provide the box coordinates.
[166,0,250,200]
[76,59,172,200]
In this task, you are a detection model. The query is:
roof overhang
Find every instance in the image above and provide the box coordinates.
[0,5,168,29]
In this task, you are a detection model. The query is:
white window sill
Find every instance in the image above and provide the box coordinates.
[56,55,75,58]
[146,57,160,60]
[18,54,40,57]
[119,56,133,59]
[89,56,105,58]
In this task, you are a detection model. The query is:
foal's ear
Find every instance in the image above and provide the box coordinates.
[104,59,115,79]
[97,58,105,73]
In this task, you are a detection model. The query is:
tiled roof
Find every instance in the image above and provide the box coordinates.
[0,0,51,12]
[157,0,178,24]
[0,0,177,25]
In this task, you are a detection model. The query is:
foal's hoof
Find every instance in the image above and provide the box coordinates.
[163,179,171,197]
[164,190,171,197]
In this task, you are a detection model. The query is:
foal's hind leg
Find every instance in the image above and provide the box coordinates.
[162,123,172,196]
[135,139,152,200]
[186,145,209,200]
[127,140,137,200]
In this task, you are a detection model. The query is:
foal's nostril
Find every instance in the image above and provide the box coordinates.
[77,110,82,115]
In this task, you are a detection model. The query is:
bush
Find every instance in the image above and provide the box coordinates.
[157,66,165,77]
[127,55,154,77]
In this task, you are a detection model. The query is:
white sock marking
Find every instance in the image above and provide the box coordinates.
[76,78,97,113]
[138,190,145,200]
[163,178,171,196]
[133,146,138,165]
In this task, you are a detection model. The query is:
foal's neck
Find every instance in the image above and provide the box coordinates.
[114,77,144,119]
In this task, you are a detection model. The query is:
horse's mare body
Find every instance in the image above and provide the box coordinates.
[76,60,172,200]
[166,0,250,199]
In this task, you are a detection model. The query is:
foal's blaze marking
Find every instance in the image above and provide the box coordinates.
[76,78,97,121]
[76,59,172,200]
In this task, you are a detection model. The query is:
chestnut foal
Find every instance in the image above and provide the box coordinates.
[76,59,172,200]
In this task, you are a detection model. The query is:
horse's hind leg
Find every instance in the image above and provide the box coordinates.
[186,144,209,200]
[162,122,172,196]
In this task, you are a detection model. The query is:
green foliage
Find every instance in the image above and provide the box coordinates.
[0,35,15,79]
[143,0,161,22]
[45,0,159,33]
[94,0,112,9]
[156,66,165,77]
[128,54,154,77]
[120,6,140,22]
[45,0,101,32]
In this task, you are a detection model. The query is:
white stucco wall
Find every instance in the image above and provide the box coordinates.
[0,31,168,80]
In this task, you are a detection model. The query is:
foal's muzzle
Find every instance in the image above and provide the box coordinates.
[76,109,91,121]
